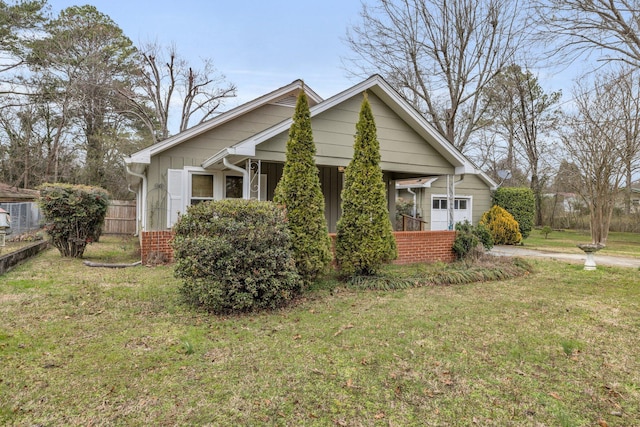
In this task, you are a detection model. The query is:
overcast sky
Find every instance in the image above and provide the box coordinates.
[50,0,363,107]
[46,0,590,132]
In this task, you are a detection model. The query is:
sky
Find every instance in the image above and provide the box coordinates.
[49,0,364,108]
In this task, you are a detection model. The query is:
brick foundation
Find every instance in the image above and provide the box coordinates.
[391,231,456,264]
[140,231,175,264]
[140,230,456,266]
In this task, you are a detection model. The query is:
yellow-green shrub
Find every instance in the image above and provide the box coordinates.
[480,205,523,245]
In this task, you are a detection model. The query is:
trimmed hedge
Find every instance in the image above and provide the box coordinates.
[38,183,109,258]
[273,91,332,283]
[172,199,302,314]
[336,93,397,276]
[493,187,535,238]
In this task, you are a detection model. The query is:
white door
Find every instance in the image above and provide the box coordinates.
[430,196,472,230]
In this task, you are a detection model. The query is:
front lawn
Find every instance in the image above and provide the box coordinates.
[1,237,638,426]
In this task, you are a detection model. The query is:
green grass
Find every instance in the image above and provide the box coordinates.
[524,229,640,258]
[1,236,639,425]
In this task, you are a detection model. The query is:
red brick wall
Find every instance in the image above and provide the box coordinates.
[140,231,175,264]
[392,231,456,264]
[329,231,456,265]
[141,230,456,265]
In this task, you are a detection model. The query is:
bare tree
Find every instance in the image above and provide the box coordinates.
[561,73,628,245]
[613,67,640,214]
[122,42,237,143]
[538,0,640,66]
[27,5,142,191]
[345,0,532,152]
[483,64,562,225]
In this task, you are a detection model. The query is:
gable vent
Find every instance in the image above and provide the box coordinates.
[272,94,298,107]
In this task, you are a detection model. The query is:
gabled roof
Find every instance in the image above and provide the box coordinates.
[201,74,497,188]
[126,74,497,189]
[204,75,469,171]
[124,79,323,166]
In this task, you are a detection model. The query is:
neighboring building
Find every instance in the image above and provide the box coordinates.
[125,75,497,263]
[0,183,42,236]
[0,183,39,203]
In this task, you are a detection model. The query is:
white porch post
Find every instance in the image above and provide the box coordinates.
[247,159,262,200]
[447,175,455,230]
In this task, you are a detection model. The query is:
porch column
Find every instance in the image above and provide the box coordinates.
[387,176,396,230]
[247,159,262,200]
[447,175,455,230]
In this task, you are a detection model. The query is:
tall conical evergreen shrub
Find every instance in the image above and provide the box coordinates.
[336,93,397,276]
[274,90,332,282]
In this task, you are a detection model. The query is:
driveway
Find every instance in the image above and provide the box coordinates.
[489,245,640,269]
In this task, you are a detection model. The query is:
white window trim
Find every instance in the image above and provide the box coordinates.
[188,170,215,205]
[430,194,474,230]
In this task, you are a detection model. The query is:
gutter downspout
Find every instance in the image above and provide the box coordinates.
[126,165,147,233]
[407,187,417,217]
[127,185,139,236]
[223,158,250,199]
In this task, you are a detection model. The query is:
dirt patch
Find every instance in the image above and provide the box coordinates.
[0,294,23,303]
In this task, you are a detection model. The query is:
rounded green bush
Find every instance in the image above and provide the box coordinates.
[172,199,302,314]
[38,183,109,258]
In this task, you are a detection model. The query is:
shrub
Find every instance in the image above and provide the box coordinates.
[493,187,535,238]
[541,225,553,239]
[480,205,523,245]
[38,183,109,258]
[172,199,302,314]
[336,93,397,276]
[453,220,494,260]
[273,91,332,283]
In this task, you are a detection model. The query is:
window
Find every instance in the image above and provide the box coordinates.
[433,198,469,210]
[190,174,214,205]
[433,199,447,209]
[225,175,243,199]
[455,199,467,210]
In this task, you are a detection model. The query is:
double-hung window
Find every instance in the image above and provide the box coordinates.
[190,174,214,205]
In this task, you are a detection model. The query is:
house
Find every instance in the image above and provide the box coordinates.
[125,75,497,264]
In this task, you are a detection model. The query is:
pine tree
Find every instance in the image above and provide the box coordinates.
[273,90,332,282]
[336,93,397,276]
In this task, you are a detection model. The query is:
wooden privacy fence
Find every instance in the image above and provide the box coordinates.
[103,200,136,235]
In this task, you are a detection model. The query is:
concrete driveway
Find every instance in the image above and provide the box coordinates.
[489,245,640,269]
